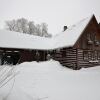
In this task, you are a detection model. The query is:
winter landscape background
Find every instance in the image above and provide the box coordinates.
[0,0,100,100]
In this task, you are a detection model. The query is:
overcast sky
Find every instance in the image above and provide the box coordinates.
[0,0,100,35]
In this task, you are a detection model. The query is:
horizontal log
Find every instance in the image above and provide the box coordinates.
[66,51,77,53]
[78,52,83,54]
[66,56,76,58]
[66,53,77,55]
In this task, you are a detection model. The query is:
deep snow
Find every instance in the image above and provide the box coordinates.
[0,60,100,100]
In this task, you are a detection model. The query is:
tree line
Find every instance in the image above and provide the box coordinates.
[5,18,52,37]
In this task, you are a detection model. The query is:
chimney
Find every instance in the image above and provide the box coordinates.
[63,26,67,31]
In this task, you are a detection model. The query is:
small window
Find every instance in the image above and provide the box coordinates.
[94,34,99,46]
[91,51,97,60]
[88,51,98,60]
[87,33,91,40]
[84,51,98,61]
[83,51,88,60]
[87,33,93,45]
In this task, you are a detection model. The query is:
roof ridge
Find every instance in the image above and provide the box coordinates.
[54,14,94,37]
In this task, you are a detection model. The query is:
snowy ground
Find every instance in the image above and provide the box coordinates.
[0,60,100,100]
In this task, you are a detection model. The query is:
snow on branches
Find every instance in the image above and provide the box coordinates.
[5,18,52,37]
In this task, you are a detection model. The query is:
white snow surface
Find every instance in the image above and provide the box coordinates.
[0,60,100,100]
[0,30,54,50]
[0,15,94,50]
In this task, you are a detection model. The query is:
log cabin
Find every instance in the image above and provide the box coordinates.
[0,14,100,70]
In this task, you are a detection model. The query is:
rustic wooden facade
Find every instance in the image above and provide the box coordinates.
[52,15,100,69]
[0,48,49,65]
[0,15,100,70]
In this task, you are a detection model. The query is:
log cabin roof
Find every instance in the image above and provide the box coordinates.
[53,15,95,48]
[0,30,54,50]
[0,15,98,50]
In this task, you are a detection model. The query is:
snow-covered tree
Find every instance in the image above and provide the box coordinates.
[6,20,16,31]
[6,18,28,33]
[41,23,48,36]
[5,18,52,37]
[28,21,36,35]
[35,24,42,36]
[16,18,28,33]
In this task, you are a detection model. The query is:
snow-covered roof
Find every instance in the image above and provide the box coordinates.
[0,30,55,50]
[0,15,94,50]
[53,15,94,48]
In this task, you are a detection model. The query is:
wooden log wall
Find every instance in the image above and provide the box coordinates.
[19,50,47,63]
[53,47,100,69]
[0,48,48,64]
[53,48,78,69]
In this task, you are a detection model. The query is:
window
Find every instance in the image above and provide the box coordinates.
[87,33,91,40]
[87,33,93,45]
[83,51,88,60]
[94,34,99,46]
[95,41,99,46]
[83,51,98,61]
[88,51,98,60]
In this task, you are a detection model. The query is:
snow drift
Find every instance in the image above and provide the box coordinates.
[0,60,100,100]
